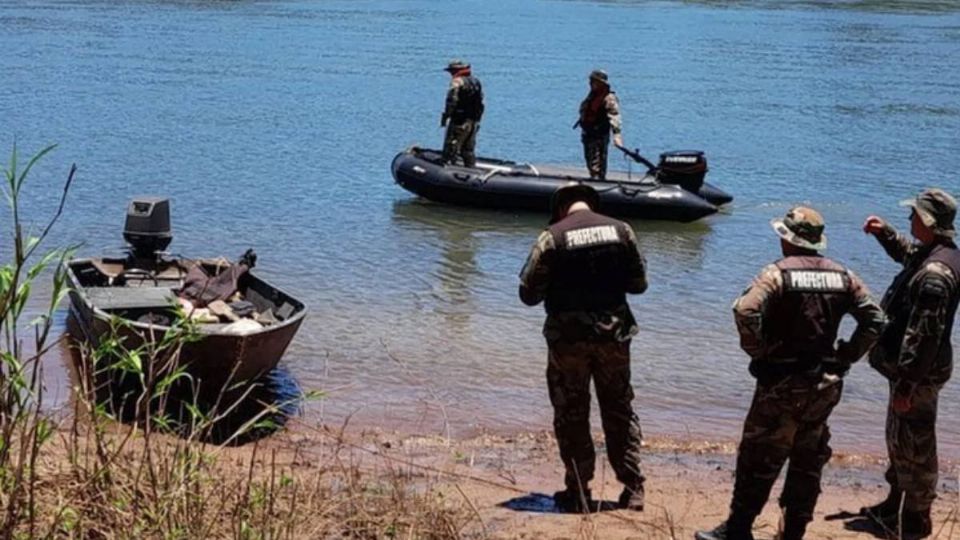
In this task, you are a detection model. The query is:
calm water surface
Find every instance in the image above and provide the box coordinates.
[2,0,959,457]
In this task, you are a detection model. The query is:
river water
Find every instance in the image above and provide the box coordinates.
[2,0,959,457]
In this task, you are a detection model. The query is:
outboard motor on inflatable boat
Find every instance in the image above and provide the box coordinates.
[123,197,172,258]
[657,151,707,192]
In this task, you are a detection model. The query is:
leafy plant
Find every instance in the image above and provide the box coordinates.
[0,143,75,540]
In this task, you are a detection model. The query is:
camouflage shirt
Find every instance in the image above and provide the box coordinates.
[869,225,959,389]
[732,257,885,368]
[519,210,647,343]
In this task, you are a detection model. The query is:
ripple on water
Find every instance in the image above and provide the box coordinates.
[2,0,958,457]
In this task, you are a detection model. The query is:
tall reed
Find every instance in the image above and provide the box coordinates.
[0,143,75,540]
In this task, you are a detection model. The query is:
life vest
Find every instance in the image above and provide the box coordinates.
[452,75,484,122]
[543,210,634,314]
[579,90,613,136]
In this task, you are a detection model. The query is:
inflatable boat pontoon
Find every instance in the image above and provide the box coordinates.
[391,147,732,223]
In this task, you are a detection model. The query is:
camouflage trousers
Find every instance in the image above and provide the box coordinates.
[730,376,842,525]
[582,135,609,179]
[546,339,644,492]
[442,119,479,167]
[884,382,941,513]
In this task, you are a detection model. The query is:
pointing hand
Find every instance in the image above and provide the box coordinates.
[862,215,887,236]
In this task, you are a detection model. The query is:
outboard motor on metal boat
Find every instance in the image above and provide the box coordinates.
[657,151,707,193]
[123,197,172,260]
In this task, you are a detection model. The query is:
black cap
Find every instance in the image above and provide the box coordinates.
[550,183,600,224]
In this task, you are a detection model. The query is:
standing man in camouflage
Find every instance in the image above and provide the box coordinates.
[441,59,484,167]
[576,69,623,180]
[519,183,647,513]
[859,188,959,538]
[696,207,885,540]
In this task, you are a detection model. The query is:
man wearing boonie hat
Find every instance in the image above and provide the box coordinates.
[697,206,884,540]
[575,69,623,180]
[440,58,484,167]
[859,188,959,538]
[519,183,648,514]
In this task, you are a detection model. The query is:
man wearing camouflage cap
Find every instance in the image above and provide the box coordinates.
[440,59,484,167]
[859,188,959,538]
[576,69,623,180]
[696,206,885,540]
[519,183,647,513]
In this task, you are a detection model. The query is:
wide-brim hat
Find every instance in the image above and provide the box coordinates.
[770,206,827,251]
[550,183,600,224]
[899,188,956,238]
[589,69,609,84]
[444,59,470,72]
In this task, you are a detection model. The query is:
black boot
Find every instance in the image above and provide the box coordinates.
[859,490,901,523]
[779,514,808,540]
[618,484,644,511]
[553,487,592,513]
[694,518,755,540]
[898,509,932,539]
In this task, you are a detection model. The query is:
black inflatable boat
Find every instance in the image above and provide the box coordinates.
[391,147,732,223]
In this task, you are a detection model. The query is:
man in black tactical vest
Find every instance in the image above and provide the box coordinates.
[576,69,623,180]
[859,188,959,538]
[696,206,885,540]
[441,59,484,167]
[519,183,647,513]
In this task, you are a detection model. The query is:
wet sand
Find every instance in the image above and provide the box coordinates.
[277,421,960,539]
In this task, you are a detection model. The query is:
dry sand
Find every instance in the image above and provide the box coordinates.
[279,423,959,539]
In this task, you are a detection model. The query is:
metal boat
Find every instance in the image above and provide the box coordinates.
[63,198,306,389]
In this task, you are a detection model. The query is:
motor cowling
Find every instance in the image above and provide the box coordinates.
[123,197,172,258]
[657,151,707,192]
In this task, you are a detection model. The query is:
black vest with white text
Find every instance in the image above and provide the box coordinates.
[765,256,855,363]
[544,210,633,314]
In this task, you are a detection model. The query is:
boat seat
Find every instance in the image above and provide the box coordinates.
[90,259,124,278]
[82,287,179,311]
[90,258,189,281]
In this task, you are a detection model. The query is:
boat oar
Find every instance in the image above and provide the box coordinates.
[615,144,657,172]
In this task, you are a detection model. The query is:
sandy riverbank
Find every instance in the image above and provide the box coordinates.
[268,420,959,539]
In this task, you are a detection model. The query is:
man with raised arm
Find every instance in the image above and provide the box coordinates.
[859,188,959,538]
